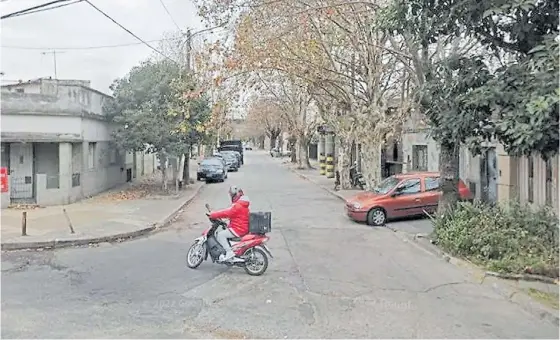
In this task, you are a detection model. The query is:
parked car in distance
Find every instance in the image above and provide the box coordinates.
[244,143,253,150]
[211,153,229,170]
[345,172,473,226]
[220,151,239,171]
[233,151,242,164]
[197,158,227,183]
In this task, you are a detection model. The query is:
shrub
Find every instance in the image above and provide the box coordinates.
[433,201,559,278]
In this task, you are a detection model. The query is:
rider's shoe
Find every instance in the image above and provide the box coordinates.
[219,252,235,262]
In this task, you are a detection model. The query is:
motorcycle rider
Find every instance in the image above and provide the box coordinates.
[207,185,250,262]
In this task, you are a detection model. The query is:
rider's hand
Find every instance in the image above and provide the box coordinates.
[205,212,210,217]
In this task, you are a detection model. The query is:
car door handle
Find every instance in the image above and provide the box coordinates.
[414,198,421,202]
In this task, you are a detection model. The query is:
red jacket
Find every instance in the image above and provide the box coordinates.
[208,196,250,237]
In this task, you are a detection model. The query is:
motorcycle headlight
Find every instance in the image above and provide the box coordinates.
[352,202,362,210]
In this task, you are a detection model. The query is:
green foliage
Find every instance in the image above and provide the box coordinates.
[380,0,559,158]
[420,56,493,149]
[434,201,559,278]
[466,36,559,158]
[104,59,211,158]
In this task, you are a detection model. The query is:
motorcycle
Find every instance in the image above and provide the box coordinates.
[185,203,273,276]
[350,162,366,190]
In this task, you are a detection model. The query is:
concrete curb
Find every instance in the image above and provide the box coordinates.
[1,183,206,251]
[285,166,347,202]
[285,164,559,324]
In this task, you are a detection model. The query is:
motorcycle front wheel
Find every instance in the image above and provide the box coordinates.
[186,242,206,269]
[243,247,269,276]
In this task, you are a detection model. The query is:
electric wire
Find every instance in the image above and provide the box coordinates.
[6,0,84,19]
[83,0,177,63]
[158,0,181,32]
[1,0,79,20]
[2,38,179,51]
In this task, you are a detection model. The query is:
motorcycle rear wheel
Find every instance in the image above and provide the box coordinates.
[243,247,268,276]
[186,242,206,269]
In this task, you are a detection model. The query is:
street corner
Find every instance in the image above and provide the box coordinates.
[180,270,322,338]
[0,180,206,252]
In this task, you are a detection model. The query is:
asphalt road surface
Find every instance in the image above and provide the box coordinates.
[2,152,558,338]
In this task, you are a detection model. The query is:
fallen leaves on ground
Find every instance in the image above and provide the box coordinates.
[8,204,43,210]
[89,173,196,202]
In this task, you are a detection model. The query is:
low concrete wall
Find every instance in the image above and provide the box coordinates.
[36,174,66,206]
[80,166,125,199]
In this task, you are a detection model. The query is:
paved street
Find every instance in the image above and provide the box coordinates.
[2,152,558,338]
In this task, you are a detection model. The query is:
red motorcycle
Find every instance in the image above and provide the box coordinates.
[186,204,273,276]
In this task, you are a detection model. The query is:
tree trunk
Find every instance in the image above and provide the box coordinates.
[297,134,312,169]
[437,142,460,215]
[336,137,353,189]
[268,128,281,150]
[289,136,297,163]
[360,142,382,189]
[182,146,191,185]
[157,151,168,192]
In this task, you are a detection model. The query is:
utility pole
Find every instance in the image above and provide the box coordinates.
[41,50,65,79]
[185,28,192,73]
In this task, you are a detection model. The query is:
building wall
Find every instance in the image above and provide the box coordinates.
[2,114,82,138]
[401,130,501,202]
[512,154,558,213]
[401,131,440,173]
[401,130,558,212]
[0,82,162,207]
[2,79,107,116]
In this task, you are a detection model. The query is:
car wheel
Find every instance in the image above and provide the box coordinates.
[367,208,386,226]
[205,180,211,184]
[197,175,201,181]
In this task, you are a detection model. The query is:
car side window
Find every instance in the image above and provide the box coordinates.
[397,179,421,195]
[425,177,440,192]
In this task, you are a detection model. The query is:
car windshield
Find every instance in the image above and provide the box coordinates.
[371,176,400,194]
[201,159,221,167]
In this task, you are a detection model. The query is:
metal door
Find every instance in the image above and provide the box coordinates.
[9,143,34,200]
[412,145,428,171]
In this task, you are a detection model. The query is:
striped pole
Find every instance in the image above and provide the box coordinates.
[325,154,334,178]
[319,153,326,175]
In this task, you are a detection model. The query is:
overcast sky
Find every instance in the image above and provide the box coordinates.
[0,0,209,93]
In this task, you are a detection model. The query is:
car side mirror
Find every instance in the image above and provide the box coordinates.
[391,188,403,197]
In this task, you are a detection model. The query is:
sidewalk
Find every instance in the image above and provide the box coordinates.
[1,171,204,251]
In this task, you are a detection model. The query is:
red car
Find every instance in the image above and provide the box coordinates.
[345,172,473,226]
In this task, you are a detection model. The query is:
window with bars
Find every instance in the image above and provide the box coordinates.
[412,145,428,171]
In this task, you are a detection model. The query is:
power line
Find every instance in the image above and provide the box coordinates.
[83,0,177,63]
[6,0,83,19]
[1,28,224,51]
[158,0,181,32]
[1,0,78,20]
[2,37,180,51]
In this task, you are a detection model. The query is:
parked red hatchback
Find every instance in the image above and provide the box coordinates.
[345,172,473,226]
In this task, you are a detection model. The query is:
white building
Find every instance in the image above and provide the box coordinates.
[0,78,156,207]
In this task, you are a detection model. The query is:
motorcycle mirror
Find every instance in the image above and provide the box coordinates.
[205,203,211,212]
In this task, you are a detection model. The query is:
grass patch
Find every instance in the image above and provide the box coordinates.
[433,201,559,278]
[526,288,559,310]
